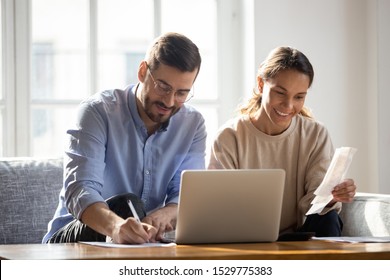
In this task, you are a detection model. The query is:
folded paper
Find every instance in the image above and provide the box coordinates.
[306,147,357,215]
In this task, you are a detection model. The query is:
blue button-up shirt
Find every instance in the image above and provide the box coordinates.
[43,85,206,243]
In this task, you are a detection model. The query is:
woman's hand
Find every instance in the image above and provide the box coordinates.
[331,178,356,203]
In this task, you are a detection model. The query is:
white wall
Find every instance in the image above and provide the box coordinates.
[377,0,390,194]
[251,0,389,193]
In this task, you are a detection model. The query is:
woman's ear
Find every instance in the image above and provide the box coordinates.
[257,76,264,93]
[138,61,147,82]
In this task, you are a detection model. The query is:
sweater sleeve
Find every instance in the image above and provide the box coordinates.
[298,123,342,217]
[208,126,239,170]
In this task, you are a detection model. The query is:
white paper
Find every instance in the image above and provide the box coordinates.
[80,241,177,248]
[306,147,357,215]
[312,236,390,243]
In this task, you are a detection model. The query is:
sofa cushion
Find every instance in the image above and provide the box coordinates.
[0,157,63,244]
[340,192,390,237]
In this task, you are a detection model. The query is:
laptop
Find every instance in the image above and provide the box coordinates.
[168,169,285,244]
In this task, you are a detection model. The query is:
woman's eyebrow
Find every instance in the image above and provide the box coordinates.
[274,85,307,95]
[273,85,287,91]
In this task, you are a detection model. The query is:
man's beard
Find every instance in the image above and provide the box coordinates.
[145,99,180,124]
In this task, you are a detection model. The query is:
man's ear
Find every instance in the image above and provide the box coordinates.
[138,61,147,82]
[257,76,264,93]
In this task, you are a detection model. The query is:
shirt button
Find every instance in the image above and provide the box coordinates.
[145,170,150,175]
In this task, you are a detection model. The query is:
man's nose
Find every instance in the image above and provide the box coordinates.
[162,91,176,107]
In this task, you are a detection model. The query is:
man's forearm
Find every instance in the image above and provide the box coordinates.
[80,202,123,237]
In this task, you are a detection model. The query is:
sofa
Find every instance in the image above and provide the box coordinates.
[1,157,389,244]
[0,157,63,244]
[339,192,390,237]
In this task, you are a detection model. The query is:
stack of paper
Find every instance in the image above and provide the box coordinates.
[306,147,357,215]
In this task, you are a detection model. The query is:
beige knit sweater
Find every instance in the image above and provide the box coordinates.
[208,114,341,233]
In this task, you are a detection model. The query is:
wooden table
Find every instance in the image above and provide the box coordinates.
[1,240,390,260]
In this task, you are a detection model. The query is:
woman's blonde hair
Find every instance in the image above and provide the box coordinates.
[239,46,314,118]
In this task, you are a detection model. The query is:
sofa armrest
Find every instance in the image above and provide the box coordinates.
[340,192,390,237]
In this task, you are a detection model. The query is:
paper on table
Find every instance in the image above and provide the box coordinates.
[312,236,390,243]
[306,147,357,215]
[80,241,176,248]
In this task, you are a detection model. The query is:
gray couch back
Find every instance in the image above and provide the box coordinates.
[0,157,63,244]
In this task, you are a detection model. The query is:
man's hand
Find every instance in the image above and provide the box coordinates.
[81,202,157,244]
[142,204,178,240]
[111,218,157,244]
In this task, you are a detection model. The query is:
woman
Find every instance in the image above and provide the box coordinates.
[208,46,356,237]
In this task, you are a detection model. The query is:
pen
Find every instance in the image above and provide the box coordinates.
[127,199,150,243]
[127,199,141,223]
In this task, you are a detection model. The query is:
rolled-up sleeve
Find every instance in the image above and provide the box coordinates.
[64,101,108,219]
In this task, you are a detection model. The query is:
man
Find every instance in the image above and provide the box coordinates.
[43,32,206,244]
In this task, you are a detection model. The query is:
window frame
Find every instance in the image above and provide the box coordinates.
[2,0,18,156]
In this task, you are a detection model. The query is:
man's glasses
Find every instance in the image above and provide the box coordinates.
[147,65,194,103]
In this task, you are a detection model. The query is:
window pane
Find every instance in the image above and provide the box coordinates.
[31,0,89,100]
[97,0,154,91]
[161,0,218,100]
[31,107,78,157]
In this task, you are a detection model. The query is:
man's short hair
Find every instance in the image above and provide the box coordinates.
[145,32,201,76]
